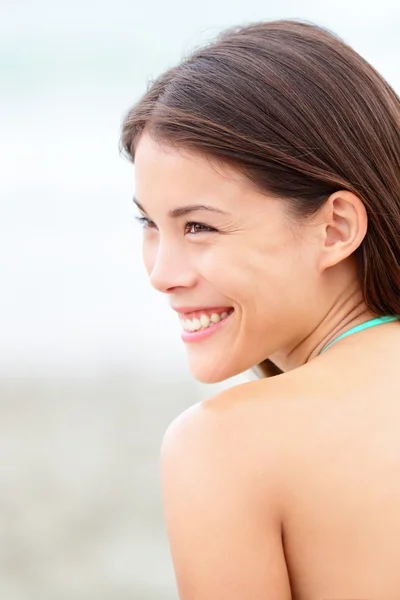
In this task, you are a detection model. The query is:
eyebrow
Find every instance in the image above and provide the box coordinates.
[133,197,229,218]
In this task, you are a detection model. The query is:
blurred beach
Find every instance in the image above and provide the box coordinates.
[0,371,238,599]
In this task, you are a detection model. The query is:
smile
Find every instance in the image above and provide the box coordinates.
[179,308,234,342]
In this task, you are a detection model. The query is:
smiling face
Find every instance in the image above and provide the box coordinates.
[133,133,330,383]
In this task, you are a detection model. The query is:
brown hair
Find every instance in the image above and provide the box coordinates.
[121,20,400,376]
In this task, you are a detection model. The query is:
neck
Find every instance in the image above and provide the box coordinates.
[269,291,376,373]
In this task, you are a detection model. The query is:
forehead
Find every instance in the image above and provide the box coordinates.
[134,133,252,201]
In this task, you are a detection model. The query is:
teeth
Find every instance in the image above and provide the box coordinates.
[200,314,210,328]
[185,319,194,331]
[181,310,232,332]
[192,318,201,331]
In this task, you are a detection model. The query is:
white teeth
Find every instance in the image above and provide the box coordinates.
[192,318,201,331]
[200,314,210,328]
[180,310,232,332]
[185,319,194,331]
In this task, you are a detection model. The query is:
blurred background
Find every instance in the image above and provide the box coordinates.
[1,0,399,597]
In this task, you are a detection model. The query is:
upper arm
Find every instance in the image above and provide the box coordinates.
[160,397,292,600]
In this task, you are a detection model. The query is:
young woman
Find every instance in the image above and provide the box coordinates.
[121,20,400,599]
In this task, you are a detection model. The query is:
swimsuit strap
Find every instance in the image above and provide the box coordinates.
[319,315,399,355]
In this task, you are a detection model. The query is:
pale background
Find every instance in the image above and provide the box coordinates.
[2,0,399,597]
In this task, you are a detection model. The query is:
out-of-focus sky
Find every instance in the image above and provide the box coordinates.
[2,0,400,376]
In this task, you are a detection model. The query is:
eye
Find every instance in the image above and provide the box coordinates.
[135,216,157,229]
[134,216,217,235]
[185,221,217,235]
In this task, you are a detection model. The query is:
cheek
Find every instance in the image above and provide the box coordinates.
[195,245,234,285]
[215,231,304,301]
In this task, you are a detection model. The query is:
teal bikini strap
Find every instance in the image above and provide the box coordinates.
[319,315,399,355]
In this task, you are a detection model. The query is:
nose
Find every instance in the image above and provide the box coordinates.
[146,238,197,293]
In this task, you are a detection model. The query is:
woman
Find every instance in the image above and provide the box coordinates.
[121,20,400,599]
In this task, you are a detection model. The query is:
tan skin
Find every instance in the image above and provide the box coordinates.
[134,133,400,599]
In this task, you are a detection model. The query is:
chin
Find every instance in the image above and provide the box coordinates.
[187,357,245,384]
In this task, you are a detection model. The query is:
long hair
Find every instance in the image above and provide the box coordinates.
[121,20,400,377]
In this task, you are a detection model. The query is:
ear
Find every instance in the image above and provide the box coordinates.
[317,190,368,271]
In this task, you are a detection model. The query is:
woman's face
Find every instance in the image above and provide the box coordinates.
[134,133,323,383]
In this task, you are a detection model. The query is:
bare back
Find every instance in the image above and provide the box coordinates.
[261,329,400,599]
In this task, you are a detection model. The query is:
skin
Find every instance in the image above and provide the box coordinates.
[134,132,400,599]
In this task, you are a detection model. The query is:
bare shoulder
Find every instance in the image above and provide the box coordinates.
[162,375,295,476]
[161,370,313,480]
[160,377,301,599]
[161,377,287,510]
[162,362,333,470]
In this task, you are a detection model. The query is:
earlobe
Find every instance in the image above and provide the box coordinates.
[319,191,368,270]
